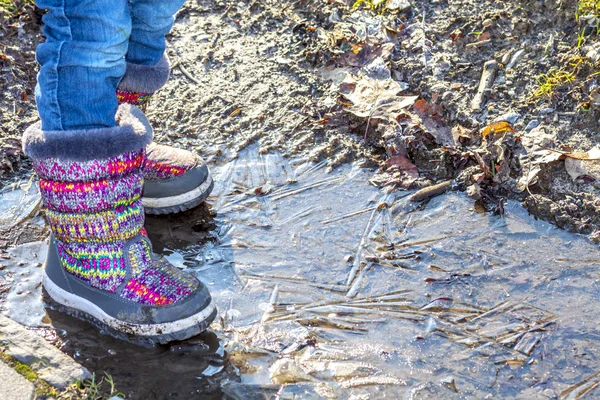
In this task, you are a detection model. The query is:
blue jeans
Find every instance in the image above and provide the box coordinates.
[34,0,185,131]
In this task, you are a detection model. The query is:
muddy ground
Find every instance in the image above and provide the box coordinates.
[2,0,600,240]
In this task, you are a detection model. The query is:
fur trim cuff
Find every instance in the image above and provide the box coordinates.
[22,104,153,161]
[117,54,171,94]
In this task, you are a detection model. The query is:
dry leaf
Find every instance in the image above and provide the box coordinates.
[339,42,395,68]
[413,99,430,115]
[563,151,600,161]
[452,125,478,145]
[340,74,417,120]
[481,121,517,139]
[478,31,492,42]
[450,29,463,41]
[386,153,419,188]
[564,146,600,180]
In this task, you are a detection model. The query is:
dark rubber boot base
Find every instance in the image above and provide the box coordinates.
[144,179,214,215]
[42,288,218,347]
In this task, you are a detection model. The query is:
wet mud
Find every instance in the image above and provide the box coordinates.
[1,146,599,398]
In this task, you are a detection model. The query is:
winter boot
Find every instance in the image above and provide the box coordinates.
[118,55,213,215]
[23,104,216,344]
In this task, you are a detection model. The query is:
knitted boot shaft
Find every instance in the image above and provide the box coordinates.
[36,152,199,305]
[21,105,216,341]
[117,54,170,111]
[116,90,153,111]
[36,150,146,292]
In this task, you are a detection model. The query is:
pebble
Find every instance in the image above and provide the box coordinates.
[387,0,411,11]
[539,107,554,115]
[506,49,526,70]
[0,315,91,388]
[494,112,521,124]
[586,43,600,63]
[525,120,540,131]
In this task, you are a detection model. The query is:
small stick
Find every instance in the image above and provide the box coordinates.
[471,60,498,111]
[177,64,201,85]
[409,180,453,202]
[466,39,492,48]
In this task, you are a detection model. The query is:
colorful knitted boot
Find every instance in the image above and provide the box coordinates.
[23,104,216,344]
[117,55,213,215]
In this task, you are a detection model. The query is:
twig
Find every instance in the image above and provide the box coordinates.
[166,40,201,85]
[471,60,498,111]
[421,7,428,68]
[177,63,201,85]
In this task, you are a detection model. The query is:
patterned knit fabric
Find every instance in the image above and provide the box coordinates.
[116,90,152,109]
[36,150,197,304]
[36,150,145,293]
[117,94,198,182]
[121,239,199,306]
[143,142,197,181]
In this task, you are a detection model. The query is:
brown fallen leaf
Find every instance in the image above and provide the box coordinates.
[477,31,492,42]
[481,121,516,139]
[450,28,463,42]
[411,99,454,146]
[386,153,419,188]
[452,124,478,145]
[413,99,443,118]
[544,147,600,161]
[413,99,430,115]
[340,74,417,120]
[387,153,417,170]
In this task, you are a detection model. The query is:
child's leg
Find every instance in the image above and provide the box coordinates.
[116,0,215,216]
[126,0,186,66]
[25,0,216,343]
[116,0,185,97]
[35,0,131,130]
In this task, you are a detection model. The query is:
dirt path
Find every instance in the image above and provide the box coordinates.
[149,0,379,167]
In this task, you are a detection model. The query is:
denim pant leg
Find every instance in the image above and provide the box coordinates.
[126,0,185,66]
[35,0,131,130]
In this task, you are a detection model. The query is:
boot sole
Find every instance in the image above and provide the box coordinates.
[142,172,214,215]
[42,271,217,345]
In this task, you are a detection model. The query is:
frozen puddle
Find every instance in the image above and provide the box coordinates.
[1,146,599,398]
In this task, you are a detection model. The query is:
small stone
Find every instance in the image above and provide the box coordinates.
[439,376,458,393]
[0,362,35,400]
[539,107,554,115]
[387,0,411,11]
[0,315,91,389]
[466,184,482,200]
[525,120,540,131]
[494,112,521,124]
[586,43,600,63]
